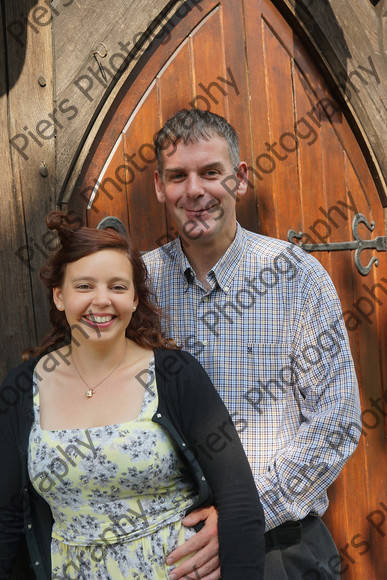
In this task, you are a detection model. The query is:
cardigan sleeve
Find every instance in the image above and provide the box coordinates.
[0,364,30,578]
[160,350,265,579]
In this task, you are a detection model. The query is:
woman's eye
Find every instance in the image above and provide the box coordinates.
[76,284,91,290]
[112,285,127,291]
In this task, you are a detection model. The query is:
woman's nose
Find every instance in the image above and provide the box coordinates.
[92,288,111,306]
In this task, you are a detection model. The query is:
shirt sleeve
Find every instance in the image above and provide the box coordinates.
[255,265,361,530]
[0,365,27,578]
[170,351,265,579]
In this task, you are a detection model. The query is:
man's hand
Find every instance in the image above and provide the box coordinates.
[166,506,220,580]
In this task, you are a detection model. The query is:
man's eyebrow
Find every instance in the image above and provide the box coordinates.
[164,167,184,174]
[164,161,226,173]
[201,162,227,170]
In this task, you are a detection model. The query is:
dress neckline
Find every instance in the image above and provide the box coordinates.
[32,356,156,432]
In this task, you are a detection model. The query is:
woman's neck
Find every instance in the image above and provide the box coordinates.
[69,336,129,375]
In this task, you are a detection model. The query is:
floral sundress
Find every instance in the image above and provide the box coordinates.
[28,358,198,579]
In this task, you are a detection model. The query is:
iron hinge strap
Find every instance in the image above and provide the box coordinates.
[288,213,387,276]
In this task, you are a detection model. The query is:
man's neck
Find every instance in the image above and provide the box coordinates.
[181,227,237,288]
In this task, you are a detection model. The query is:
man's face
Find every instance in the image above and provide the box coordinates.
[155,136,247,248]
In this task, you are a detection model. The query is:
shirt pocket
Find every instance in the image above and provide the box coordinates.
[244,343,292,414]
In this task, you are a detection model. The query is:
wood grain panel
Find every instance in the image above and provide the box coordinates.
[158,40,193,122]
[54,0,173,194]
[222,0,259,233]
[319,123,362,571]
[0,5,35,377]
[1,0,56,376]
[70,0,220,219]
[261,18,302,240]
[342,157,386,579]
[124,83,165,251]
[86,135,129,228]
[190,8,227,118]
[292,64,330,272]
[243,0,279,238]
[157,39,194,241]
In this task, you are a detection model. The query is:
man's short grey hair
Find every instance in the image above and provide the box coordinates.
[154,109,240,175]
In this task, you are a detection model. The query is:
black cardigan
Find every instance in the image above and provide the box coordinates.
[0,348,265,579]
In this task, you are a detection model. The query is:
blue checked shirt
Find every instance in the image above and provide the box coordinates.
[144,223,361,530]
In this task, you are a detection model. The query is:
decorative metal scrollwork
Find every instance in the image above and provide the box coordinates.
[288,213,387,276]
[96,216,128,237]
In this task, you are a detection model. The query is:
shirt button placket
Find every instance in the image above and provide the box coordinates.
[197,292,211,360]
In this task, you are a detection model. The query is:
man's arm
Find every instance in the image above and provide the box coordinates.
[256,265,361,530]
[166,507,220,580]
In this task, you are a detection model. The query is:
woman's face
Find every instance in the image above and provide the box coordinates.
[53,249,138,344]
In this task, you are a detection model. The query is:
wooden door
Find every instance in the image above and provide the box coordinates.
[69,1,387,577]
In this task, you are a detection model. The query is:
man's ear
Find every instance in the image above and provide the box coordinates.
[235,162,248,197]
[154,171,166,203]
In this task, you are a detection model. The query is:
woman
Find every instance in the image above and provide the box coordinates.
[0,212,265,579]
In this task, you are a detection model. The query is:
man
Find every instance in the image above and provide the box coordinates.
[143,109,361,580]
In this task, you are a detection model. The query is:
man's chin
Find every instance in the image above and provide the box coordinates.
[180,221,217,244]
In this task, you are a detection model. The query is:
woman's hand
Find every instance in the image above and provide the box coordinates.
[166,506,220,579]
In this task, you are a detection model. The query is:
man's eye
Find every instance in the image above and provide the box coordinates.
[171,173,185,181]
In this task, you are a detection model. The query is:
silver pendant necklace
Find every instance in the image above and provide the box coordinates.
[71,342,128,398]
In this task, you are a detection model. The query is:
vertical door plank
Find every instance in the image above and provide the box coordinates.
[243,0,277,238]
[158,40,193,121]
[223,0,259,233]
[343,158,386,580]
[319,135,371,575]
[124,84,166,251]
[3,0,55,357]
[261,19,302,240]
[319,124,356,554]
[292,65,330,273]
[0,8,36,375]
[191,8,227,118]
[87,135,129,229]
[158,39,194,242]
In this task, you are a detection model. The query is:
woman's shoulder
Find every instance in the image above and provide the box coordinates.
[154,347,199,362]
[1,347,70,391]
[154,348,204,375]
[34,346,71,380]
[153,348,214,404]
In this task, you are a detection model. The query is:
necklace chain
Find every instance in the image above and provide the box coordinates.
[71,342,128,399]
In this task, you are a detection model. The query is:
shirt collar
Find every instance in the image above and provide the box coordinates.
[175,223,247,293]
[211,223,247,292]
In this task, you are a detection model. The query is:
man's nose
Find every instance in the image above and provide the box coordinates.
[186,173,204,198]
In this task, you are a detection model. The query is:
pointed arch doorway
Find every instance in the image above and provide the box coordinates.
[68,1,386,577]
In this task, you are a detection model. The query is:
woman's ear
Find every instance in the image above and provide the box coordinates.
[53,287,64,311]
